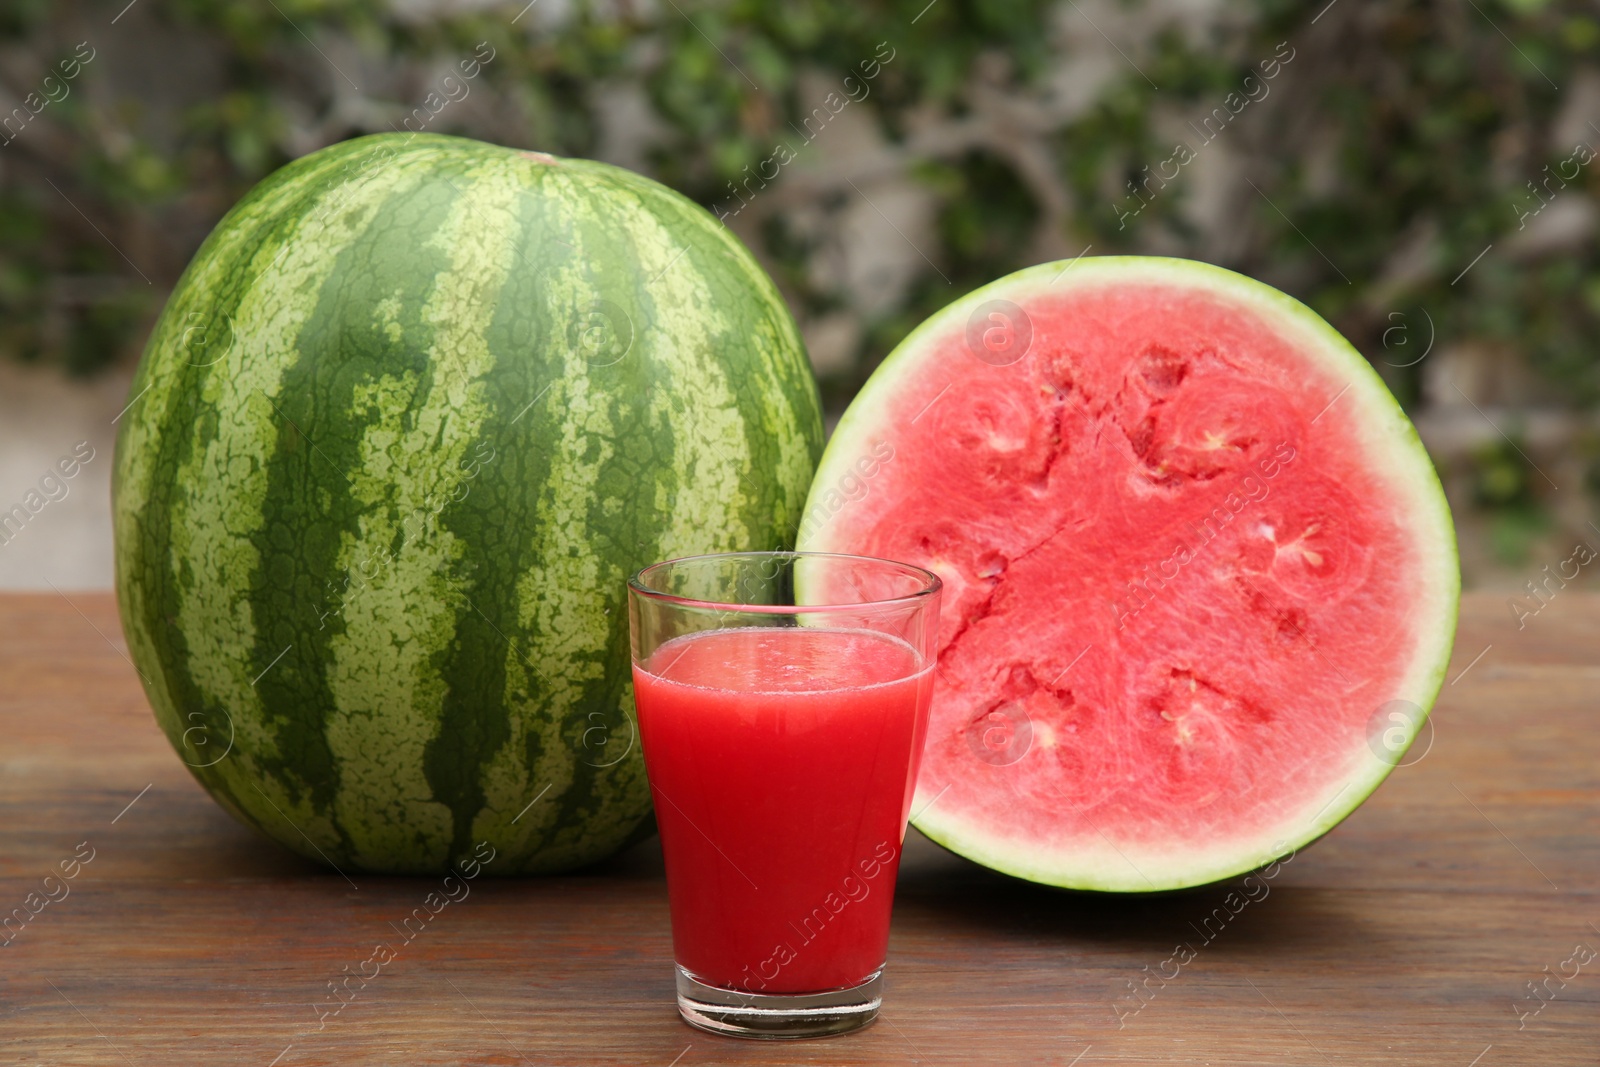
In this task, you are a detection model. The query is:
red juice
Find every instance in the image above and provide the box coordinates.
[633,626,934,994]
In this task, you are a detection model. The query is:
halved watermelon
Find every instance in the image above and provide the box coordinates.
[797,257,1458,892]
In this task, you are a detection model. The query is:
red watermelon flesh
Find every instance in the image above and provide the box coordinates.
[798,257,1457,891]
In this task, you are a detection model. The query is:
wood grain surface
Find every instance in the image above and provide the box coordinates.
[1,591,1595,1066]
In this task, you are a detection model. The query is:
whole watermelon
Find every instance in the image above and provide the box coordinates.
[113,133,823,874]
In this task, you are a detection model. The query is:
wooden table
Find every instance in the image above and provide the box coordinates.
[2,592,1595,1065]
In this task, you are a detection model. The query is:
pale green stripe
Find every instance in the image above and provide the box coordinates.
[323,158,520,870]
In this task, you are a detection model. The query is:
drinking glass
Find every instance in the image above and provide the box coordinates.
[627,551,941,1039]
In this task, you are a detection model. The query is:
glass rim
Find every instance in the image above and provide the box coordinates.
[627,550,942,615]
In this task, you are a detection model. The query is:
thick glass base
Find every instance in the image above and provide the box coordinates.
[674,966,882,1040]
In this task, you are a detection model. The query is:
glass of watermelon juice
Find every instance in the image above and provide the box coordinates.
[627,551,941,1039]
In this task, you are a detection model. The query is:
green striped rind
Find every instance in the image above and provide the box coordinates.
[114,134,823,874]
[800,256,1458,892]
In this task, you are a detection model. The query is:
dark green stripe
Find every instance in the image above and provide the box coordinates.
[248,144,463,862]
[421,163,551,869]
[431,156,656,871]
[578,158,824,547]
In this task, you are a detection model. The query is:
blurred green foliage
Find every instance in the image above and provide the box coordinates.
[2,0,1596,567]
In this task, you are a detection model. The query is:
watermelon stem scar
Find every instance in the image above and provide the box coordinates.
[801,255,1457,892]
